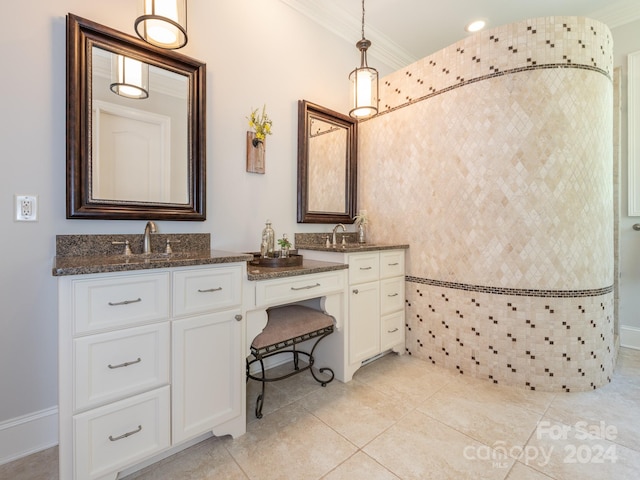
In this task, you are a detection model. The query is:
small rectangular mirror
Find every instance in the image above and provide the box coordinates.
[297,100,357,223]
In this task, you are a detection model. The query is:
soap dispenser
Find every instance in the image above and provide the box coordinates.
[261,220,275,258]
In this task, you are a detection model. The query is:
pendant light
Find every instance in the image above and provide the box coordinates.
[110,55,149,99]
[349,0,378,119]
[135,0,188,50]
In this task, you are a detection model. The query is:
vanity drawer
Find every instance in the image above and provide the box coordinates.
[73,272,170,335]
[348,253,380,284]
[74,323,170,411]
[380,311,404,352]
[380,250,405,279]
[254,270,345,308]
[173,266,242,317]
[380,277,405,315]
[74,386,170,480]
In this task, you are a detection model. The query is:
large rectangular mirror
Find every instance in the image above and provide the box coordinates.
[66,14,206,220]
[297,100,357,223]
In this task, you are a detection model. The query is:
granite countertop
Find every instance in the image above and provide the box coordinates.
[295,243,410,253]
[246,258,348,281]
[52,250,254,276]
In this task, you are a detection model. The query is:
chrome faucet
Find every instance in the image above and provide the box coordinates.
[331,223,346,246]
[143,221,157,254]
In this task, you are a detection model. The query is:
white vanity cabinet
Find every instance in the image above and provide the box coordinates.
[58,263,246,480]
[298,248,406,381]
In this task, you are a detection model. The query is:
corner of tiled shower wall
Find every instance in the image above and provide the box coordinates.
[359,16,615,391]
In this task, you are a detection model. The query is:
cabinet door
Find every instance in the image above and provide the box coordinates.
[349,281,380,364]
[171,310,242,444]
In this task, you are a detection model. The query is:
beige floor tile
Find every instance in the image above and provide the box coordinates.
[0,446,58,480]
[505,461,555,479]
[446,373,556,414]
[302,379,412,447]
[353,353,457,406]
[8,350,640,480]
[122,436,248,480]
[363,409,513,480]
[614,348,640,383]
[524,418,640,480]
[544,378,640,453]
[417,380,543,456]
[246,361,334,423]
[322,452,400,480]
[226,402,357,480]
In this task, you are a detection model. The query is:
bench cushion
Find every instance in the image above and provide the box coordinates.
[251,305,335,350]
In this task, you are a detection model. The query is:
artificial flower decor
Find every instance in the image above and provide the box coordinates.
[248,105,273,145]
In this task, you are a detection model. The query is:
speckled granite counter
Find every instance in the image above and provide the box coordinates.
[52,234,348,278]
[53,233,254,276]
[246,258,347,281]
[52,250,254,276]
[295,243,409,253]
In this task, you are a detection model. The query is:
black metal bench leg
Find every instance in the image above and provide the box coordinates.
[255,356,266,419]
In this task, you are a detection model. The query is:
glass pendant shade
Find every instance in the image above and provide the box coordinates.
[349,1,378,119]
[135,0,188,49]
[110,55,149,99]
[349,64,378,118]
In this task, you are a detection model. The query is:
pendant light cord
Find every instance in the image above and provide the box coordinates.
[361,0,366,40]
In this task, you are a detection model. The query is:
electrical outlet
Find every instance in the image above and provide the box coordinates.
[15,195,38,221]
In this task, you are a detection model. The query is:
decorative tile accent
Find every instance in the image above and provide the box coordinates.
[405,280,615,392]
[357,17,615,391]
[376,16,612,114]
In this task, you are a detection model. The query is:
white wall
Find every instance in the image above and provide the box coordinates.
[0,0,361,460]
[613,19,640,348]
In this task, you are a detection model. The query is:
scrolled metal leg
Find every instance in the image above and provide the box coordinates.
[255,356,266,419]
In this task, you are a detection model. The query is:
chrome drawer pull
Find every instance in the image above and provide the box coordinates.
[109,425,142,442]
[291,283,321,291]
[108,297,141,306]
[108,357,141,369]
[387,293,399,297]
[359,266,373,270]
[388,262,399,266]
[198,287,223,293]
[388,328,399,333]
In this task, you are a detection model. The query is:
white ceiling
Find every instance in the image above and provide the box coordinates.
[280,0,640,72]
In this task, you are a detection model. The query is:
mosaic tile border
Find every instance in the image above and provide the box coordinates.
[405,283,615,392]
[369,16,612,117]
[372,63,610,119]
[406,276,614,299]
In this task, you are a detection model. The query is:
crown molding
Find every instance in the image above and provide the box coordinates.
[280,0,640,72]
[279,0,417,72]
[588,0,640,28]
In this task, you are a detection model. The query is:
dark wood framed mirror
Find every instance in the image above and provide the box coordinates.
[66,14,206,220]
[297,100,357,223]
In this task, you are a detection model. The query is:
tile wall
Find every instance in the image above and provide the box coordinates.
[358,17,615,391]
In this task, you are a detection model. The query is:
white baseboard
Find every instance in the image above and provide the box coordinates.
[0,407,58,466]
[620,325,640,350]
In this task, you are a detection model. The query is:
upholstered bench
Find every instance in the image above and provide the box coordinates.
[246,304,335,418]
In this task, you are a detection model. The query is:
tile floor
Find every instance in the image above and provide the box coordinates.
[3,348,640,480]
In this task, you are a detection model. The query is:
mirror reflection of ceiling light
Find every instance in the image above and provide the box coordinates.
[349,0,379,119]
[110,55,149,99]
[135,0,188,50]
[465,19,487,33]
